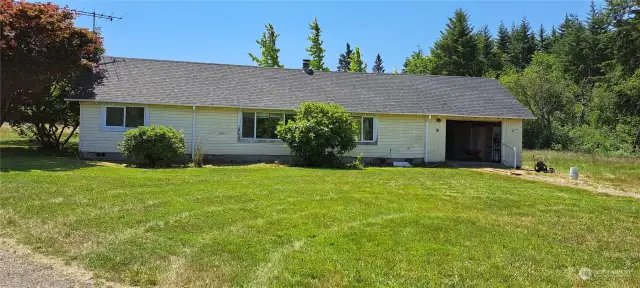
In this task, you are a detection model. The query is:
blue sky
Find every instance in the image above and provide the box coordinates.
[53,1,597,71]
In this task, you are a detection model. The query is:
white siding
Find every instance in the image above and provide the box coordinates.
[80,102,122,152]
[195,108,426,158]
[351,114,425,159]
[79,102,194,153]
[195,108,290,155]
[80,103,426,159]
[426,117,447,162]
[149,105,193,154]
[79,102,523,166]
[501,118,523,168]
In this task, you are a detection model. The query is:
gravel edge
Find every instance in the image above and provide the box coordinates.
[0,238,130,288]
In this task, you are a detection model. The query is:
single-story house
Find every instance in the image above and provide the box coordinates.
[66,57,535,167]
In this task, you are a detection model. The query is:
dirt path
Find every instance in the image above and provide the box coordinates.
[475,168,640,199]
[0,238,127,288]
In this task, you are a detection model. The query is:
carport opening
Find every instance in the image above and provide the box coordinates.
[446,120,501,162]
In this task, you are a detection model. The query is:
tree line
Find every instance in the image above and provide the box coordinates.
[249,18,385,74]
[250,0,639,154]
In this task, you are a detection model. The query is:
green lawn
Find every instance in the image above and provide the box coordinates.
[523,150,640,194]
[1,130,639,287]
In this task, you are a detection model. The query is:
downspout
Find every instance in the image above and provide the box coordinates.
[191,105,196,159]
[425,115,430,163]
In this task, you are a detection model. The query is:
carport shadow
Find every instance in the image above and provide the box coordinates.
[0,147,95,172]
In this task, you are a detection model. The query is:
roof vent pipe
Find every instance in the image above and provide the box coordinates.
[302,59,314,75]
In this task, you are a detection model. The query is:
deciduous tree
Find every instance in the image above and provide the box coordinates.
[500,53,576,148]
[402,47,433,75]
[0,0,104,150]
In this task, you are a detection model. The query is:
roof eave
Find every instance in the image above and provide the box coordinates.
[65,98,537,120]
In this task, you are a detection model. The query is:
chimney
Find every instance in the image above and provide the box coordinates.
[302,59,314,75]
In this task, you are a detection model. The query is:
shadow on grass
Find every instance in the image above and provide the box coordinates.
[0,146,95,172]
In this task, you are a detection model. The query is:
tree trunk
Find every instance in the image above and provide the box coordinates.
[60,125,79,149]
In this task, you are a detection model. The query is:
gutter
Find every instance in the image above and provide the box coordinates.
[64,99,536,120]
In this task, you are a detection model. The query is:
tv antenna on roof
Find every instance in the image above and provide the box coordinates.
[66,8,123,32]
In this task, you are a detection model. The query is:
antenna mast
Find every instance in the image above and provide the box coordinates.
[66,8,123,32]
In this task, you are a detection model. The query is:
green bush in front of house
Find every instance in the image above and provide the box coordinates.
[277,102,358,167]
[118,125,186,167]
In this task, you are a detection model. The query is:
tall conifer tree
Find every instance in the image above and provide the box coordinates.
[248,23,283,68]
[430,9,477,76]
[372,53,385,73]
[337,43,353,71]
[306,17,328,71]
[348,46,367,72]
[507,17,537,70]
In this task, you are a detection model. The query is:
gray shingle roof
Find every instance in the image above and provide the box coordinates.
[69,56,534,119]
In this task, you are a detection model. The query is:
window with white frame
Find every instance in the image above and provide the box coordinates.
[103,106,146,130]
[241,112,296,139]
[354,116,375,142]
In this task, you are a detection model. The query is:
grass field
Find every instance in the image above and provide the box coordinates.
[1,128,640,287]
[522,150,640,194]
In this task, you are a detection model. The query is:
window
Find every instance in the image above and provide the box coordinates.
[103,105,146,131]
[125,107,145,127]
[285,113,296,125]
[256,112,282,139]
[354,116,375,142]
[105,107,124,127]
[240,112,296,140]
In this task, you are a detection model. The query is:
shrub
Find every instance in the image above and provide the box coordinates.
[568,124,636,156]
[192,139,204,168]
[346,153,365,170]
[277,102,357,167]
[118,125,185,167]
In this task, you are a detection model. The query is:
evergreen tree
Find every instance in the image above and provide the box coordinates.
[557,14,581,39]
[248,23,283,68]
[585,1,611,79]
[553,17,589,84]
[372,53,385,73]
[337,43,353,71]
[392,67,399,74]
[430,9,478,76]
[475,25,501,76]
[507,17,537,70]
[306,17,329,71]
[348,46,367,72]
[606,0,640,76]
[496,21,511,55]
[537,24,551,52]
[549,25,559,47]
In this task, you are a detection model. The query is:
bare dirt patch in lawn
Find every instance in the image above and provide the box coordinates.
[475,168,640,199]
[0,238,129,288]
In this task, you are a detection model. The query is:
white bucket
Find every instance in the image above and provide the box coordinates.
[569,167,579,180]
